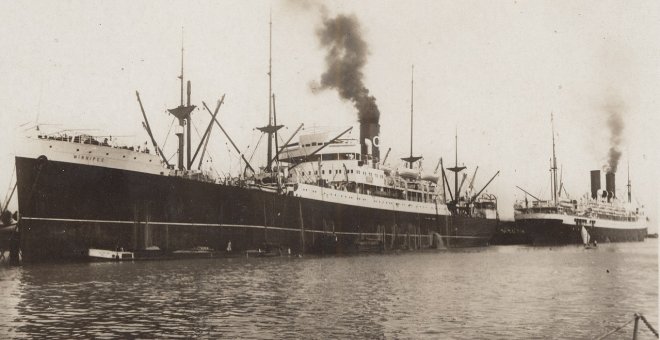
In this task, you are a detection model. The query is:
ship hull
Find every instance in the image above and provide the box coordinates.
[516,214,647,245]
[15,156,497,262]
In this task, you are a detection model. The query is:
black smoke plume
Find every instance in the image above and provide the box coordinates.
[603,97,624,173]
[315,14,380,124]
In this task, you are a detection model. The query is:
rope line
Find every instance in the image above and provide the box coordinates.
[640,314,659,338]
[594,314,659,340]
[2,166,16,211]
[594,318,634,340]
[248,133,264,164]
[161,117,176,150]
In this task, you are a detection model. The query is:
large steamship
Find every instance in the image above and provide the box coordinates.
[12,38,500,262]
[514,116,647,245]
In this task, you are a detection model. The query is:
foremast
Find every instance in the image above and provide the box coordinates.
[257,13,283,173]
[167,31,196,171]
[550,113,558,206]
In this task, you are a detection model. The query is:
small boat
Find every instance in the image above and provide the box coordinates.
[421,172,439,182]
[173,246,212,254]
[88,248,134,261]
[581,226,590,246]
[397,167,418,179]
[245,243,287,257]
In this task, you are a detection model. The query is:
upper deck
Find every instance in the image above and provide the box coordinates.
[514,197,642,222]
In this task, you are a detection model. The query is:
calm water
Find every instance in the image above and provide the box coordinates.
[0,241,657,339]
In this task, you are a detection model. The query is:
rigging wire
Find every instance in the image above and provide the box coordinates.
[248,133,265,165]
[225,142,233,175]
[161,117,176,150]
[167,152,177,163]
[2,166,16,210]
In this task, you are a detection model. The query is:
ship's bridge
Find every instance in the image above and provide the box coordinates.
[278,131,444,203]
[278,131,361,164]
[279,131,371,186]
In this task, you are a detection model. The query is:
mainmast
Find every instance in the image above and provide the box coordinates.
[447,129,466,201]
[268,13,273,168]
[550,113,558,205]
[257,12,283,172]
[401,65,422,169]
[627,159,632,203]
[167,28,196,170]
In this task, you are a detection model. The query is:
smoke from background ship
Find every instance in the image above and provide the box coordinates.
[603,95,625,173]
[314,13,381,159]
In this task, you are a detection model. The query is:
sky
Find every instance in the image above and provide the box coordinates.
[0,0,658,230]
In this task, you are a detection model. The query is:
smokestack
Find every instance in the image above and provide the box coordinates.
[605,171,616,200]
[360,122,380,161]
[590,170,601,199]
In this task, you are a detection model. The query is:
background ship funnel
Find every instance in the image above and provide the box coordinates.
[605,171,616,200]
[590,170,601,199]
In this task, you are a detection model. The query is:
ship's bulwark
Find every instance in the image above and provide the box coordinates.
[15,157,496,262]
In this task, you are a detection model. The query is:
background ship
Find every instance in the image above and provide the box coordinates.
[513,115,647,245]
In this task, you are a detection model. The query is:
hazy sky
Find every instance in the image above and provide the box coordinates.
[0,0,658,230]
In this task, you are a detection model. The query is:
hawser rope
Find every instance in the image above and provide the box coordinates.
[595,313,658,339]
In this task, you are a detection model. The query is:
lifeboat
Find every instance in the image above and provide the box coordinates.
[421,172,440,182]
[398,167,419,180]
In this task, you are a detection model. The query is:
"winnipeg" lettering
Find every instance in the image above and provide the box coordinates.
[73,155,104,163]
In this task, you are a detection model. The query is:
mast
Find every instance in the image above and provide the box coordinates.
[267,12,273,170]
[455,132,458,195]
[409,65,414,167]
[180,28,184,107]
[257,12,283,172]
[447,128,466,201]
[182,29,191,169]
[401,65,422,168]
[273,94,279,168]
[167,28,196,170]
[551,113,558,205]
[627,159,631,203]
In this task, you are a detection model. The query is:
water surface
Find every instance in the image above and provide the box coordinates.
[0,240,657,339]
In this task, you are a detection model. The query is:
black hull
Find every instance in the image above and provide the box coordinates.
[517,219,647,245]
[15,157,497,262]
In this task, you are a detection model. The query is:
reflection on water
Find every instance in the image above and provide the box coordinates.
[0,240,657,339]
